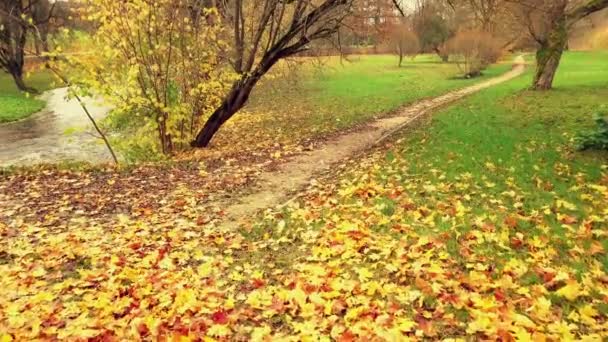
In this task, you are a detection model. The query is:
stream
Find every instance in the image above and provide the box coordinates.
[0,88,113,167]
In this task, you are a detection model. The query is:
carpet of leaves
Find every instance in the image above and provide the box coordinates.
[2,134,608,341]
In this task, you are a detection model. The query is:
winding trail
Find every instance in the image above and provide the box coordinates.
[222,57,526,227]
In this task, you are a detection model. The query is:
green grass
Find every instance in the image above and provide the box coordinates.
[382,50,608,272]
[403,51,608,203]
[212,54,514,156]
[258,55,510,127]
[311,55,511,127]
[246,54,513,133]
[0,70,55,123]
[243,51,608,339]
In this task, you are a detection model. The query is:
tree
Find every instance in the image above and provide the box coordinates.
[445,0,507,32]
[349,0,402,48]
[444,29,502,77]
[412,0,455,61]
[509,0,608,90]
[438,0,525,56]
[71,0,234,156]
[387,23,421,66]
[0,0,54,93]
[191,0,354,148]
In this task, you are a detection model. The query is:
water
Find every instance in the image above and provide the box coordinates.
[0,88,113,167]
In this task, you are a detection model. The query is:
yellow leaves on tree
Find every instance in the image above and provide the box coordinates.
[71,0,235,157]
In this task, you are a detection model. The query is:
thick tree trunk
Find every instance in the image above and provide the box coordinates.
[8,63,37,93]
[191,104,232,148]
[533,16,568,90]
[191,43,298,147]
[191,76,258,147]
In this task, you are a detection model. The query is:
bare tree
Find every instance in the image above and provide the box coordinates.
[191,0,353,148]
[444,0,507,32]
[509,0,608,90]
[412,0,456,61]
[444,29,503,77]
[0,0,54,93]
[441,0,524,53]
[387,23,421,66]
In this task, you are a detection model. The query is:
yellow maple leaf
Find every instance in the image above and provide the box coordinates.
[208,324,231,338]
[578,304,598,326]
[531,297,553,321]
[197,260,215,278]
[396,318,417,332]
[512,313,535,329]
[250,326,271,341]
[356,267,373,282]
[511,326,533,342]
[290,287,308,308]
[555,282,583,301]
[174,288,198,314]
[32,266,46,278]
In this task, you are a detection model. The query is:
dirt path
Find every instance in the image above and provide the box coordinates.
[222,57,526,228]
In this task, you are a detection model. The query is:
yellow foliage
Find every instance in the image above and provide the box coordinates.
[61,0,235,156]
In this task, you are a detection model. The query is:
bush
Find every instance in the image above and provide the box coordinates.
[58,0,235,157]
[590,28,608,50]
[444,30,503,78]
[575,111,608,151]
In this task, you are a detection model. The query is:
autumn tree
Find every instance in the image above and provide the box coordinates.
[387,23,421,66]
[71,0,234,156]
[509,0,608,90]
[445,0,507,32]
[441,0,524,52]
[191,0,354,148]
[412,0,455,61]
[0,0,54,93]
[445,29,502,77]
[355,0,401,45]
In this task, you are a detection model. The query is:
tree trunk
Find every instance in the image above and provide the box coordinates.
[191,42,296,147]
[191,77,257,147]
[191,106,230,148]
[434,47,449,62]
[8,63,38,94]
[533,16,568,90]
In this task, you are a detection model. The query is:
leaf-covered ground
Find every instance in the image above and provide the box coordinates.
[1,52,608,340]
[0,55,510,228]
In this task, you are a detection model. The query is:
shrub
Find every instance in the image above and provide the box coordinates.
[575,111,608,151]
[444,30,503,78]
[58,0,235,158]
[590,28,608,50]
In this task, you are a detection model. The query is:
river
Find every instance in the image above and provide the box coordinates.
[0,88,113,167]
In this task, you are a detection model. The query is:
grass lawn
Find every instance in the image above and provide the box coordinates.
[206,54,513,158]
[6,52,601,341]
[242,51,608,339]
[248,54,512,131]
[0,70,55,123]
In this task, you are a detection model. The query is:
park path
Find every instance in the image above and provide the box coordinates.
[222,56,526,228]
[0,88,112,167]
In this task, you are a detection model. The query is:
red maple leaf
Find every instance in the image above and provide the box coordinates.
[211,310,230,324]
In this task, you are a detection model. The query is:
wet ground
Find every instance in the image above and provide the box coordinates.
[0,88,113,167]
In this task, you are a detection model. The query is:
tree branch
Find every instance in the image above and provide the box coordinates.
[567,0,608,24]
[392,0,406,17]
